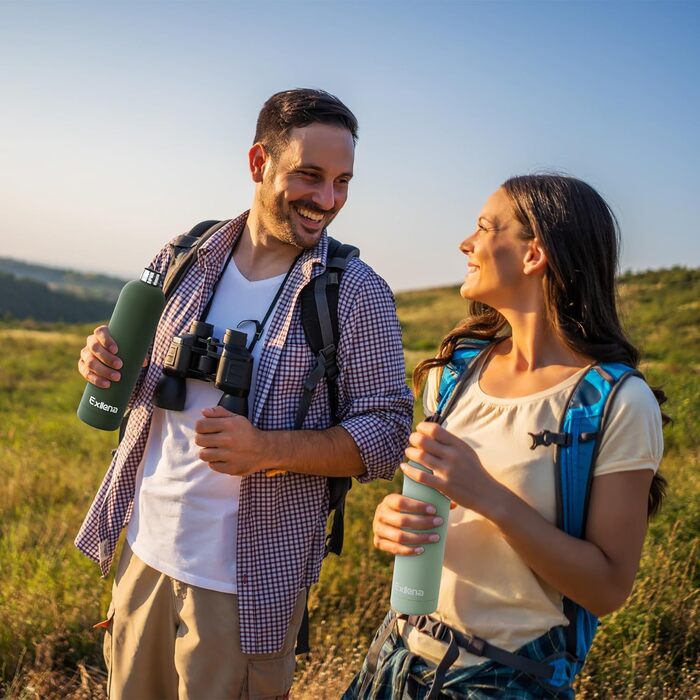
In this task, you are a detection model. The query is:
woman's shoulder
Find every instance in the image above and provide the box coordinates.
[596,374,664,476]
[606,373,661,417]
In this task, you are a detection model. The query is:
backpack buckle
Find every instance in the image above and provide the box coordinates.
[465,635,485,655]
[319,344,338,381]
[528,430,571,449]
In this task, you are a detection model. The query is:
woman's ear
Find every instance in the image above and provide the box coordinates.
[248,143,268,183]
[523,238,548,276]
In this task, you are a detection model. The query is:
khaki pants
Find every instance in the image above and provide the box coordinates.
[103,544,305,700]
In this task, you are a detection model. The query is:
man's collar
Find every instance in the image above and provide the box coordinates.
[195,211,332,276]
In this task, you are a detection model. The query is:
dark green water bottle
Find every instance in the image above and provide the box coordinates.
[77,268,165,431]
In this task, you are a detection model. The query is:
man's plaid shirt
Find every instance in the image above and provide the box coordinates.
[75,212,413,654]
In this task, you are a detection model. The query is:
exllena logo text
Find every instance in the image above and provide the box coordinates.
[89,396,119,414]
[394,583,424,597]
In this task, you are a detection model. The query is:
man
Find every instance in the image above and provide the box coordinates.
[76,88,412,699]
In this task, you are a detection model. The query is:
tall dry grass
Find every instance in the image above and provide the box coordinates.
[2,268,699,698]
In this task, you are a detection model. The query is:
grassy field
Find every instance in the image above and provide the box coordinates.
[0,267,698,698]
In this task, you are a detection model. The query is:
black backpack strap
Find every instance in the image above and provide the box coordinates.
[162,220,230,299]
[296,237,359,558]
[295,237,359,429]
[294,238,358,655]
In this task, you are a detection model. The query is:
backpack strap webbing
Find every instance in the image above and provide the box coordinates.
[433,338,495,424]
[296,236,360,548]
[162,220,231,299]
[552,362,642,677]
[295,237,359,432]
[294,237,359,656]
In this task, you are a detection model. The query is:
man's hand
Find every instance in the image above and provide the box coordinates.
[78,325,123,388]
[194,405,273,476]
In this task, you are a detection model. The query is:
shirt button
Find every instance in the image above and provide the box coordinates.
[242,574,248,585]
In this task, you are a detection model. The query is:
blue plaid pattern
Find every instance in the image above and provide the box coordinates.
[344,613,575,699]
[75,212,413,653]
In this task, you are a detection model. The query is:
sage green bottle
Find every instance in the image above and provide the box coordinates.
[77,268,165,431]
[390,460,450,615]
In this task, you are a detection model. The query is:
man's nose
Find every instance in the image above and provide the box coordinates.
[312,181,336,211]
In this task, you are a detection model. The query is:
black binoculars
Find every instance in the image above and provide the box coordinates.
[153,320,253,417]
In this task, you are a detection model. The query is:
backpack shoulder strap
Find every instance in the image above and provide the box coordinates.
[432,339,494,423]
[293,236,359,655]
[556,362,643,537]
[295,235,360,555]
[553,362,643,672]
[295,237,360,430]
[162,220,230,299]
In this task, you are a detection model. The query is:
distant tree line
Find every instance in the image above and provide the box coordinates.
[0,257,125,302]
[0,271,113,323]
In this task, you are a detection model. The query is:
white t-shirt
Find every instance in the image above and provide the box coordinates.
[126,258,287,593]
[401,351,663,667]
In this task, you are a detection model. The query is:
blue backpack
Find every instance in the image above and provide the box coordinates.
[433,338,643,688]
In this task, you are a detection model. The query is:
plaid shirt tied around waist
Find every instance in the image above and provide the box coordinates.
[75,212,413,653]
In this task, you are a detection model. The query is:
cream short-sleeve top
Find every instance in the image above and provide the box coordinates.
[401,352,663,667]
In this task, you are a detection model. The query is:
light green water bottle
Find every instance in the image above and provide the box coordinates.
[390,460,450,615]
[77,268,165,431]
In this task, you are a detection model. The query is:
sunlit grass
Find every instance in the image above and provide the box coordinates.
[1,269,699,698]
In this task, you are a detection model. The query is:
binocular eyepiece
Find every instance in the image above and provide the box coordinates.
[154,320,253,417]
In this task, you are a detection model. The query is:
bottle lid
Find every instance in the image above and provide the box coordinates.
[141,268,164,287]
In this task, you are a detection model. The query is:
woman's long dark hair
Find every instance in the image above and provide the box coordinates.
[414,174,666,516]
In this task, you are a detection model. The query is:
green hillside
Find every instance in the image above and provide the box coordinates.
[0,257,127,303]
[0,271,115,323]
[0,267,698,698]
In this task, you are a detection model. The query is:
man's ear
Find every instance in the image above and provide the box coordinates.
[248,143,268,183]
[523,238,548,276]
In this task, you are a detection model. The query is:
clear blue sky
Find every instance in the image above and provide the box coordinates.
[1,0,698,291]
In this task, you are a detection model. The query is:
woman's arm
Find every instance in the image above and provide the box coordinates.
[499,468,652,615]
[399,422,653,616]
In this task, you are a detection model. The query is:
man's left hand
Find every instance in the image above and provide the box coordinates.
[194,405,272,476]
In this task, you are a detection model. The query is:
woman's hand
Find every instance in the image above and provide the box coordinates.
[403,424,654,617]
[402,421,505,518]
[372,493,445,556]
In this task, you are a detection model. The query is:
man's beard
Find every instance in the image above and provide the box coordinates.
[258,180,335,250]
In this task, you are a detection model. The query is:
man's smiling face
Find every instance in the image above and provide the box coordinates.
[256,123,355,249]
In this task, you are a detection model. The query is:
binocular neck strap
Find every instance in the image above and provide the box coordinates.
[202,246,303,353]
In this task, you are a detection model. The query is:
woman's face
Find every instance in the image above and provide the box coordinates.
[459,188,533,307]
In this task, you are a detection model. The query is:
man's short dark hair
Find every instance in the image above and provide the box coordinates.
[254,88,359,157]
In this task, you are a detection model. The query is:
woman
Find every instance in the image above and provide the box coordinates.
[345,175,665,699]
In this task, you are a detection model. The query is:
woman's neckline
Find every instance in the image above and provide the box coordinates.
[474,341,593,405]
